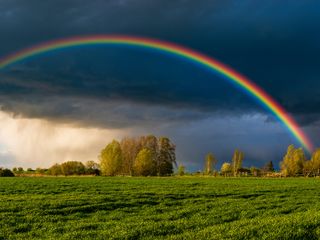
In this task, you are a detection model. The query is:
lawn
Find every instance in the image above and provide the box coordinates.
[1,177,320,239]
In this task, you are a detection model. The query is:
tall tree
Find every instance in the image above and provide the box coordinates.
[204,153,217,175]
[280,145,306,176]
[231,149,244,176]
[133,148,156,176]
[262,161,274,175]
[157,137,176,176]
[99,140,123,176]
[303,160,314,177]
[139,135,158,155]
[178,164,186,176]
[311,148,320,176]
[120,137,139,176]
[281,144,295,176]
[304,148,320,177]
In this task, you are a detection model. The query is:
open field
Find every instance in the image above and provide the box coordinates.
[1,177,320,239]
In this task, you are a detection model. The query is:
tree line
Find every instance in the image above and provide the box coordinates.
[198,144,320,177]
[190,149,274,177]
[6,161,101,176]
[2,135,176,177]
[2,142,320,178]
[280,144,320,177]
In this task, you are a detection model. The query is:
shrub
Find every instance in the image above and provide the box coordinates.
[0,168,15,177]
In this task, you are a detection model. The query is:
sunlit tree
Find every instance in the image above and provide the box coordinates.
[48,163,62,176]
[139,135,158,157]
[120,137,139,176]
[133,148,155,176]
[232,149,244,176]
[303,148,320,177]
[204,153,217,175]
[280,145,306,177]
[311,148,320,176]
[221,162,232,177]
[100,140,123,176]
[61,161,86,176]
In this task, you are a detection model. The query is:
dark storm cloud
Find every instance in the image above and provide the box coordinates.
[0,44,259,128]
[0,0,320,127]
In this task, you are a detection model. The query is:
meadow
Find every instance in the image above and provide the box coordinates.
[1,177,320,239]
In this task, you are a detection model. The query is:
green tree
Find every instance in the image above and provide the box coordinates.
[303,160,314,177]
[27,168,34,173]
[204,153,217,175]
[303,149,320,177]
[157,137,176,176]
[178,164,186,176]
[280,145,306,176]
[137,135,158,175]
[35,168,46,174]
[133,148,156,176]
[100,140,123,176]
[0,168,14,177]
[139,135,158,155]
[48,163,62,176]
[311,148,320,176]
[120,137,139,176]
[85,160,99,169]
[221,162,232,177]
[85,160,100,175]
[232,149,244,176]
[265,161,274,172]
[61,161,86,176]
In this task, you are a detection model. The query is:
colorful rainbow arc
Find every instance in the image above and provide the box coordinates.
[0,35,313,152]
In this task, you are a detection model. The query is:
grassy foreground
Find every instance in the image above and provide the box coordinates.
[1,177,320,239]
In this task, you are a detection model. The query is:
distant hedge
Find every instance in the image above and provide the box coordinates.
[0,168,15,177]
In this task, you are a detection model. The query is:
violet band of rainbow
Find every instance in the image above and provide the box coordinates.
[0,35,313,152]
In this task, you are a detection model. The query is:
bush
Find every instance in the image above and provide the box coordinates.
[0,168,15,177]
[61,161,86,176]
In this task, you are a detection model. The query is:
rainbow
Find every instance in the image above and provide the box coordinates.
[0,35,313,152]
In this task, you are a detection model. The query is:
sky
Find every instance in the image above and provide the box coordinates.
[0,0,319,170]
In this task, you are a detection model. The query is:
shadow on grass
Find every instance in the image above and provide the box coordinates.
[44,199,160,216]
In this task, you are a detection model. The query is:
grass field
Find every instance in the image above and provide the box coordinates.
[1,177,320,239]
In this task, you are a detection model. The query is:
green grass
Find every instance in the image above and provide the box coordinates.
[1,177,320,239]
